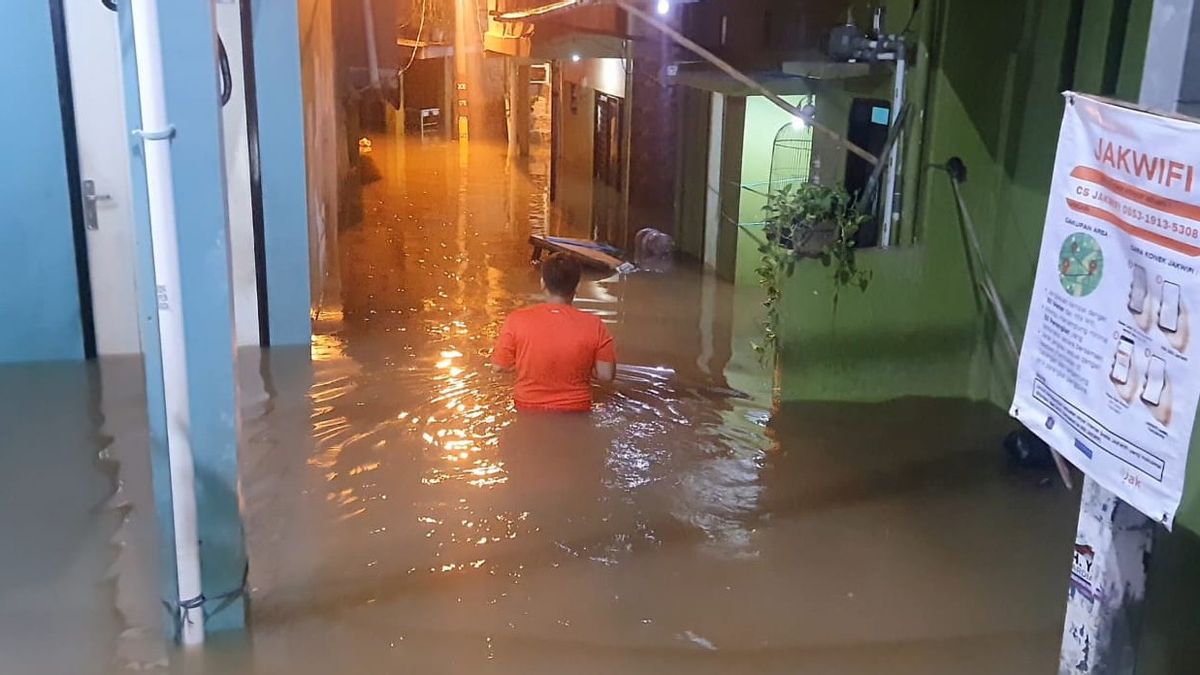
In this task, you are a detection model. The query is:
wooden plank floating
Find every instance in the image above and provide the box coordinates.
[528,235,624,271]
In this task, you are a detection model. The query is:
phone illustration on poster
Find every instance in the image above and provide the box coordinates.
[1111,335,1135,386]
[1129,264,1148,313]
[1142,356,1167,405]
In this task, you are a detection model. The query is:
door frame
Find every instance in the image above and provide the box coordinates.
[49,0,96,359]
[592,91,624,245]
[239,0,272,347]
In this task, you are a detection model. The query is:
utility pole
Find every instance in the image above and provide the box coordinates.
[1058,2,1199,673]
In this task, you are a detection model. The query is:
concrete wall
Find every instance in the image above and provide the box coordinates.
[0,2,84,363]
[298,0,343,323]
[752,0,1200,669]
[560,57,627,97]
[780,0,1155,404]
[675,87,711,261]
[556,69,598,234]
[680,0,848,71]
[766,0,1139,404]
[252,0,314,346]
[629,31,681,240]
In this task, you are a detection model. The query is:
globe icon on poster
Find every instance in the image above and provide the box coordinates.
[1059,232,1104,297]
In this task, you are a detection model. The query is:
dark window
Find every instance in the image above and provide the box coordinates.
[844,98,892,249]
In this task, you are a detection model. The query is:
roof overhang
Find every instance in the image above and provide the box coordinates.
[397,38,455,60]
[494,0,590,22]
[664,62,813,96]
[532,31,626,60]
[781,60,884,80]
[484,22,535,57]
[486,0,631,58]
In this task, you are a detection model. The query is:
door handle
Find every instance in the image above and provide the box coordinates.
[82,179,112,231]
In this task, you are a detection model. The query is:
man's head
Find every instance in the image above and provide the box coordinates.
[541,253,582,300]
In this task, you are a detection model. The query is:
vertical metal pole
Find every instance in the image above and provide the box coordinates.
[1060,481,1153,674]
[880,47,906,249]
[1059,2,1197,672]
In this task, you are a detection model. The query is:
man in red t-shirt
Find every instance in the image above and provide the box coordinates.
[491,254,617,412]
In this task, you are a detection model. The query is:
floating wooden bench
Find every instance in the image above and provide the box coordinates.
[528,235,625,272]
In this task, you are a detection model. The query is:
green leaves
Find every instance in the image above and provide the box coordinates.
[754,182,874,362]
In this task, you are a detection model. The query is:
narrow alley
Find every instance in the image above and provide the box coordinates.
[217,138,1082,674]
[5,137,1079,674]
[8,1,1200,673]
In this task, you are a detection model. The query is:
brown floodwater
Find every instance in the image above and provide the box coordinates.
[2,137,1081,674]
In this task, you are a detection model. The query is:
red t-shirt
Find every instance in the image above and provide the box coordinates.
[492,304,617,412]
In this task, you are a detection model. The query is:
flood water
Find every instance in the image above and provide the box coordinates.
[2,138,1081,674]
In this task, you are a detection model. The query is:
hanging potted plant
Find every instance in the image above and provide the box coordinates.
[750,182,873,359]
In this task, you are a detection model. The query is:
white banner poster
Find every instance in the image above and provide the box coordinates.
[1012,93,1200,526]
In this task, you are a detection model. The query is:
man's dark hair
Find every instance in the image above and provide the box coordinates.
[542,253,582,298]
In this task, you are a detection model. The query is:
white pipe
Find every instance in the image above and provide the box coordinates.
[129,0,205,646]
[362,0,382,89]
[880,49,906,248]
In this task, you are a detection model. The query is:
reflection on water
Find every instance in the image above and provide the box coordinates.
[1,138,1081,674]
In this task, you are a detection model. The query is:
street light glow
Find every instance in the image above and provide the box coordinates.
[571,52,582,63]
[656,0,670,15]
[793,103,817,130]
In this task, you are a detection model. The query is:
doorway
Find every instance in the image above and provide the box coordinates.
[592,92,624,245]
[61,0,141,356]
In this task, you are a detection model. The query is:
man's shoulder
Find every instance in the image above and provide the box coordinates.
[503,304,547,330]
[507,304,544,320]
[506,304,603,329]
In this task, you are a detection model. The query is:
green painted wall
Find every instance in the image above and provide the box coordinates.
[751,0,1200,669]
[738,95,810,225]
[760,0,984,403]
[764,0,1154,405]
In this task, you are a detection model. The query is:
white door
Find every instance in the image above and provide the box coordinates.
[63,0,141,356]
[215,0,262,347]
[703,93,725,270]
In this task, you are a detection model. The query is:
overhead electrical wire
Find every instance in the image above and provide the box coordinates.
[400,0,429,75]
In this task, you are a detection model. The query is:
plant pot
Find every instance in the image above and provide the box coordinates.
[791,220,837,259]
